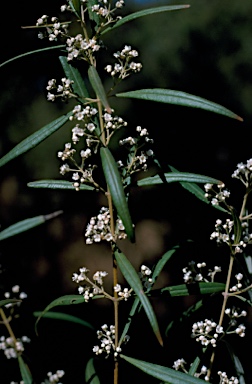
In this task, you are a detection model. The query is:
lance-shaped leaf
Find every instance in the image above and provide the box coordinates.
[138,172,222,187]
[33,311,95,330]
[100,147,134,242]
[0,299,21,307]
[18,356,33,384]
[168,165,229,213]
[231,207,242,245]
[115,250,163,346]
[120,355,208,383]
[59,56,90,99]
[101,5,190,35]
[160,282,225,297]
[67,0,81,17]
[0,112,72,168]
[28,180,94,191]
[88,66,111,113]
[0,211,63,241]
[116,89,243,121]
[85,358,101,384]
[152,248,178,282]
[35,295,85,333]
[0,45,65,69]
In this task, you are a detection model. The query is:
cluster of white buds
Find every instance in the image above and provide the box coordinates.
[173,358,187,371]
[225,307,246,337]
[204,183,230,206]
[46,78,75,102]
[4,285,27,308]
[232,158,252,187]
[105,45,142,79]
[192,319,224,347]
[182,261,221,284]
[210,219,252,253]
[85,207,127,244]
[114,284,131,301]
[66,34,100,62]
[93,324,124,358]
[229,273,244,292]
[72,267,108,302]
[103,111,128,135]
[42,370,65,384]
[139,265,153,289]
[91,0,125,23]
[218,371,239,384]
[36,15,69,41]
[0,336,30,359]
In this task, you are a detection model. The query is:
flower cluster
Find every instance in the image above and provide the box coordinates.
[4,285,27,308]
[42,370,65,384]
[72,267,108,302]
[46,77,75,102]
[204,183,230,207]
[210,219,252,253]
[229,273,244,292]
[0,335,30,359]
[85,207,127,244]
[173,359,208,381]
[93,324,122,358]
[225,307,246,337]
[217,371,239,384]
[36,15,69,41]
[232,158,252,187]
[191,319,224,347]
[105,45,142,79]
[114,284,131,301]
[182,261,221,284]
[91,0,125,24]
[66,34,100,62]
[139,265,153,289]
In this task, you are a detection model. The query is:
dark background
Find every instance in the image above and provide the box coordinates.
[1,0,252,383]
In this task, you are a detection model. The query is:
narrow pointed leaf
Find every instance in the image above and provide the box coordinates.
[161,282,225,297]
[100,147,134,241]
[231,207,242,245]
[0,45,65,68]
[0,112,72,168]
[101,5,190,35]
[189,357,201,376]
[0,211,62,241]
[116,89,243,121]
[59,56,89,98]
[67,0,81,17]
[120,355,208,383]
[35,295,85,333]
[138,172,222,186]
[168,165,228,213]
[152,248,178,282]
[115,250,163,345]
[119,297,140,345]
[18,356,33,384]
[85,358,101,384]
[88,66,111,113]
[33,311,95,330]
[0,299,21,307]
[28,180,94,191]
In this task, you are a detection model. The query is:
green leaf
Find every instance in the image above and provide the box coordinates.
[67,0,81,17]
[59,56,90,99]
[33,311,95,330]
[100,147,134,242]
[120,355,208,383]
[116,89,243,121]
[0,112,72,168]
[85,358,101,384]
[152,247,178,282]
[168,165,228,213]
[119,297,140,345]
[189,357,201,376]
[28,180,94,191]
[115,250,163,346]
[87,0,100,28]
[88,66,111,113]
[231,207,242,245]
[18,356,33,384]
[0,211,62,241]
[0,45,65,68]
[138,172,222,187]
[0,299,21,307]
[101,5,190,35]
[35,295,85,334]
[161,282,225,297]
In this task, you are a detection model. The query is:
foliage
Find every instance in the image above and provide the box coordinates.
[0,1,251,384]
